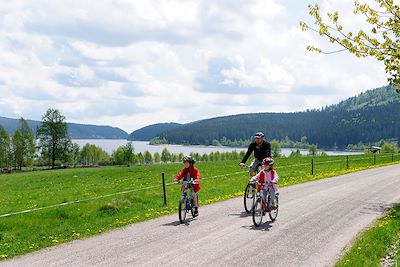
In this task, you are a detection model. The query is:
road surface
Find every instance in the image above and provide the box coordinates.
[2,164,400,267]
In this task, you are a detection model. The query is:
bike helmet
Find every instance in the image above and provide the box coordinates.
[254,132,264,138]
[262,157,274,166]
[182,155,196,164]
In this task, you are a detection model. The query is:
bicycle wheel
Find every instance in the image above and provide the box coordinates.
[269,195,279,221]
[178,198,187,223]
[244,183,256,213]
[252,197,264,227]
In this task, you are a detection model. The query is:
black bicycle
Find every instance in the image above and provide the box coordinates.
[176,180,197,223]
[252,182,279,227]
[242,162,262,213]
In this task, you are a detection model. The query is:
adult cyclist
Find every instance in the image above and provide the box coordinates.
[239,132,272,176]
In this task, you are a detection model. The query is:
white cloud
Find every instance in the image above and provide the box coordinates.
[0,0,389,133]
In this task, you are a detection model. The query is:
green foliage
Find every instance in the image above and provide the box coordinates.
[12,118,35,170]
[271,139,282,157]
[149,136,168,145]
[381,141,398,153]
[0,125,11,168]
[144,151,153,164]
[301,1,400,87]
[309,144,318,156]
[161,148,171,162]
[79,144,110,166]
[36,109,71,168]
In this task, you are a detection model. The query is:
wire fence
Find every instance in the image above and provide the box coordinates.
[0,153,399,218]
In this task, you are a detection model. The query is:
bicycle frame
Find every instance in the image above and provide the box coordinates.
[178,179,196,223]
[243,161,263,213]
[252,182,279,226]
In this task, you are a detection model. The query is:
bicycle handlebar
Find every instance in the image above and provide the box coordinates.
[173,179,199,185]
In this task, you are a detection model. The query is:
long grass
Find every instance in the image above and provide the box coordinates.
[335,204,400,267]
[0,153,399,260]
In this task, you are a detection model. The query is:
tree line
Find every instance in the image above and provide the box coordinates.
[153,86,400,149]
[2,106,398,172]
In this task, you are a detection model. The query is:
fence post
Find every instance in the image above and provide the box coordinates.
[311,158,314,175]
[346,155,349,169]
[162,173,167,206]
[374,154,376,165]
[392,153,394,162]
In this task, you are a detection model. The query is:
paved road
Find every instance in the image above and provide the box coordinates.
[3,164,400,267]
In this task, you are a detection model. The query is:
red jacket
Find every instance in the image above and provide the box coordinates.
[175,166,201,192]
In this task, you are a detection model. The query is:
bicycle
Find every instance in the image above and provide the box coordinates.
[176,179,198,223]
[252,182,279,227]
[241,161,262,213]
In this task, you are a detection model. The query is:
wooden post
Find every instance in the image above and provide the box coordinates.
[346,155,349,169]
[311,158,314,175]
[162,173,167,206]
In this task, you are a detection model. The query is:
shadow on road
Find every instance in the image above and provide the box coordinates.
[361,202,393,214]
[161,217,197,227]
[229,211,251,218]
[242,221,273,231]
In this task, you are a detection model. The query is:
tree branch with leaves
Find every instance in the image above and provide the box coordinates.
[300,0,400,91]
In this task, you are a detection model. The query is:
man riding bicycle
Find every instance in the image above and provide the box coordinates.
[239,132,272,175]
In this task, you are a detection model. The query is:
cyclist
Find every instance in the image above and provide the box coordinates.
[250,157,278,208]
[239,132,272,175]
[174,156,201,217]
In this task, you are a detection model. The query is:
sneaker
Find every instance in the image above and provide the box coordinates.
[193,207,199,217]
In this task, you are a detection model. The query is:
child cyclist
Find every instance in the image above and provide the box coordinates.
[250,157,278,208]
[174,156,201,217]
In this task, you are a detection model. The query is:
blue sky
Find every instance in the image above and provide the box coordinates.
[0,0,387,133]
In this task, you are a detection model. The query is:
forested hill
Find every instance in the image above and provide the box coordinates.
[128,122,182,141]
[155,86,400,149]
[0,116,128,139]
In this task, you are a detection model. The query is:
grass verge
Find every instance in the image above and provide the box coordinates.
[335,204,400,267]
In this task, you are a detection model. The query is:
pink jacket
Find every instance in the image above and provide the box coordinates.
[252,169,279,191]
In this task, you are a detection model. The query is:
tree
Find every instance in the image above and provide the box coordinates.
[154,152,161,163]
[271,140,282,158]
[309,144,318,156]
[0,125,12,168]
[161,148,171,163]
[12,118,35,170]
[36,109,71,168]
[69,143,80,167]
[122,142,134,166]
[300,1,400,89]
[80,144,109,166]
[144,151,153,164]
[381,141,397,153]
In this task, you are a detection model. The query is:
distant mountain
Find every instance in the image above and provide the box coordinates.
[0,117,128,139]
[326,86,399,111]
[154,86,400,149]
[128,122,182,141]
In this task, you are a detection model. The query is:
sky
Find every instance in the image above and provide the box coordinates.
[0,0,389,134]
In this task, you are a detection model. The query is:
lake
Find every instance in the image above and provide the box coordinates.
[72,139,363,157]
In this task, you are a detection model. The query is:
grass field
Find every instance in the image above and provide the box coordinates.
[0,153,399,260]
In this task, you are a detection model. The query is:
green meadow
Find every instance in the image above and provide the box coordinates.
[0,153,399,260]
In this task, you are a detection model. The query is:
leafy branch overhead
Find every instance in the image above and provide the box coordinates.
[300,0,400,90]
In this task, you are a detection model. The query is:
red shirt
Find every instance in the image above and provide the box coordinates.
[175,166,201,192]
